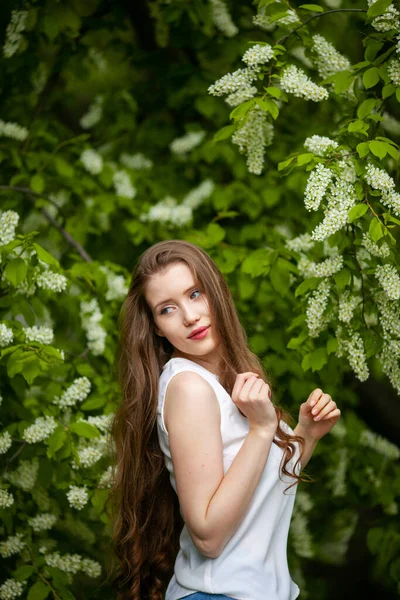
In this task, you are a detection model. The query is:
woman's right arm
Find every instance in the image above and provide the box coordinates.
[164,371,276,559]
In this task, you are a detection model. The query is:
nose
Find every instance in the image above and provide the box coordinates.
[182,303,200,326]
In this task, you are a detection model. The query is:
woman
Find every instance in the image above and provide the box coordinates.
[108,239,340,600]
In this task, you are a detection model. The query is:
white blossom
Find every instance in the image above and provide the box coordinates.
[79,95,103,129]
[306,279,331,337]
[99,266,129,301]
[365,164,395,193]
[0,119,28,142]
[285,233,315,253]
[311,34,351,80]
[3,10,28,58]
[388,58,400,86]
[54,377,91,409]
[113,170,136,199]
[291,510,314,558]
[209,0,238,37]
[81,558,102,578]
[83,414,113,434]
[304,164,333,211]
[368,1,400,32]
[24,325,54,345]
[182,179,215,209]
[45,551,82,574]
[0,210,19,245]
[338,292,359,324]
[28,512,57,532]
[242,44,274,67]
[335,327,369,381]
[310,177,357,241]
[0,431,12,455]
[23,416,58,444]
[98,465,115,488]
[382,190,400,218]
[0,324,14,347]
[280,65,329,102]
[80,149,103,175]
[66,485,89,510]
[298,255,343,279]
[226,85,258,107]
[3,458,39,492]
[0,490,14,509]
[0,579,25,600]
[0,534,26,558]
[80,299,107,355]
[71,445,104,469]
[141,196,193,227]
[360,429,400,460]
[304,135,338,156]
[378,339,400,395]
[88,47,108,72]
[169,131,205,154]
[35,269,67,293]
[120,152,153,170]
[231,107,274,175]
[253,5,299,30]
[375,291,400,340]
[328,447,348,497]
[208,68,258,97]
[361,232,390,258]
[375,264,400,300]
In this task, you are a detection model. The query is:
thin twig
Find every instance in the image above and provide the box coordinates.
[275,9,367,46]
[0,185,92,262]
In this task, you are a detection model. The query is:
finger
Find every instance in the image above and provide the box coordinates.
[232,373,259,398]
[314,401,336,421]
[248,378,266,399]
[311,394,332,417]
[320,408,341,421]
[309,388,324,407]
[238,375,260,400]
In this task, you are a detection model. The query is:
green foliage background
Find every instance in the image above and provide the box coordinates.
[1,0,400,598]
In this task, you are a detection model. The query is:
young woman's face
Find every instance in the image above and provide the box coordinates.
[145,262,220,367]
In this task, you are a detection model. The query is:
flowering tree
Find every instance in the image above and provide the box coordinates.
[1,1,400,599]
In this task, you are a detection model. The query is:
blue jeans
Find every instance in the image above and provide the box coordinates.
[179,594,236,600]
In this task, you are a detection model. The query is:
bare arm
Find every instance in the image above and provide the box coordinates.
[165,371,276,559]
[293,423,318,470]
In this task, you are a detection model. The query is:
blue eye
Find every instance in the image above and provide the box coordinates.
[159,289,201,315]
[191,289,201,299]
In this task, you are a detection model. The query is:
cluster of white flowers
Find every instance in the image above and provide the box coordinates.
[66,485,89,510]
[0,210,19,245]
[375,291,400,339]
[242,44,274,67]
[328,447,348,497]
[338,292,359,323]
[375,264,400,301]
[22,415,58,444]
[361,232,390,258]
[0,431,12,455]
[99,265,129,301]
[306,279,331,337]
[80,414,113,434]
[378,339,400,395]
[24,325,54,344]
[311,177,357,242]
[364,164,400,217]
[280,65,329,102]
[311,34,351,80]
[34,269,67,293]
[209,0,238,37]
[79,95,104,129]
[113,170,136,199]
[291,509,314,558]
[225,85,258,107]
[182,179,215,209]
[4,458,39,492]
[88,47,108,72]
[44,551,101,578]
[169,131,205,154]
[80,299,107,355]
[208,68,258,97]
[0,120,28,142]
[304,164,333,211]
[80,149,103,175]
[0,489,14,509]
[98,465,115,488]
[253,4,299,31]
[0,578,26,600]
[0,533,26,558]
[387,58,400,87]
[304,135,338,156]
[285,233,315,253]
[3,10,28,58]
[231,107,274,175]
[140,196,193,227]
[299,255,343,279]
[120,152,153,170]
[360,429,400,460]
[335,327,369,381]
[28,512,57,532]
[0,324,14,347]
[54,377,91,409]
[368,0,400,32]
[71,443,104,469]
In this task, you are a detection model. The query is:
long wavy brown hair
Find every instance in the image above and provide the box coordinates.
[105,239,309,600]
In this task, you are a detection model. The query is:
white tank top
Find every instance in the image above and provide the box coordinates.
[157,357,301,600]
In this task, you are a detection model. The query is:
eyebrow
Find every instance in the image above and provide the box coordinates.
[154,285,197,311]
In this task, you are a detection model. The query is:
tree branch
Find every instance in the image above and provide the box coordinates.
[275,9,367,46]
[0,185,92,263]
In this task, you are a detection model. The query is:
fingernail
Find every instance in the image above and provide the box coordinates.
[312,408,317,415]
[310,400,315,407]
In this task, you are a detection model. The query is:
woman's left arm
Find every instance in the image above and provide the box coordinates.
[293,388,341,471]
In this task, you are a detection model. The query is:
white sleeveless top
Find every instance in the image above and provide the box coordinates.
[157,357,301,600]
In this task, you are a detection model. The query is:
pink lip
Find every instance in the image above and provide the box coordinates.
[188,326,209,339]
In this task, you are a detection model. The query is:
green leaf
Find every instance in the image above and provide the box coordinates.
[69,421,100,438]
[278,156,296,171]
[299,4,324,11]
[356,142,370,158]
[27,581,51,600]
[396,88,400,103]
[287,331,308,349]
[369,140,387,159]
[241,248,276,278]
[4,258,28,287]
[348,120,369,134]
[369,218,384,242]
[256,97,279,120]
[367,527,384,554]
[363,67,380,89]
[297,153,314,166]
[269,258,291,297]
[348,203,368,222]
[333,268,351,290]
[302,347,327,373]
[367,0,392,18]
[382,84,395,99]
[12,565,35,581]
[30,174,45,194]
[80,394,107,411]
[213,124,235,142]
[326,337,338,356]
[54,156,74,178]
[33,243,59,267]
[294,277,320,297]
[265,86,282,98]
[357,98,376,119]
[46,427,67,456]
[230,99,255,121]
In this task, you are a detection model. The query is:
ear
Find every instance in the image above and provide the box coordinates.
[155,327,164,337]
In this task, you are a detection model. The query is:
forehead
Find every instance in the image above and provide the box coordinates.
[145,262,197,309]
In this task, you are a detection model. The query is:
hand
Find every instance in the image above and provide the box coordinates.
[298,388,341,441]
[231,372,277,433]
